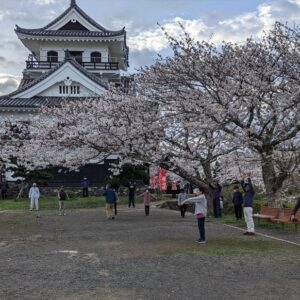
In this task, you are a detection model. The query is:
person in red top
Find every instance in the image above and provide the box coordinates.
[138,186,156,216]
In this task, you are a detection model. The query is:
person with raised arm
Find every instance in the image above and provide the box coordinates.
[241,173,255,235]
[179,188,207,244]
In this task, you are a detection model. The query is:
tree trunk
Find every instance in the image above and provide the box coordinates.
[261,154,286,208]
[17,182,28,199]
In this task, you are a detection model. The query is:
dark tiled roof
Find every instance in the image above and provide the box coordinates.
[18,78,34,89]
[15,27,124,38]
[15,1,125,35]
[7,58,108,98]
[0,96,85,108]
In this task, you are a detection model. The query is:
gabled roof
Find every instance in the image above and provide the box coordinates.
[15,0,125,35]
[7,57,109,99]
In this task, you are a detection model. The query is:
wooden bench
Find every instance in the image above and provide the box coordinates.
[271,208,300,231]
[253,207,280,224]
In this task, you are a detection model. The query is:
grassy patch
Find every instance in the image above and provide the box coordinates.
[0,195,136,211]
[159,238,281,257]
[212,213,299,233]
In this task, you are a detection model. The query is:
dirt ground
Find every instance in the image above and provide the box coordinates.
[0,205,299,300]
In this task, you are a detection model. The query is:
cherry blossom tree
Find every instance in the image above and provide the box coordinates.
[137,22,300,206]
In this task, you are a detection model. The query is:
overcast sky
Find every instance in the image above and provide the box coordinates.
[1,0,300,95]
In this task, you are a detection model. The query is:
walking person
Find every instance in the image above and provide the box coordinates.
[179,188,207,244]
[0,180,9,199]
[241,174,255,235]
[81,177,90,197]
[177,189,188,218]
[102,184,117,220]
[29,183,40,211]
[58,186,68,216]
[232,186,243,220]
[128,181,136,208]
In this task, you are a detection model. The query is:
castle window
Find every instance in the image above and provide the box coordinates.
[59,85,80,95]
[91,52,101,63]
[47,51,58,62]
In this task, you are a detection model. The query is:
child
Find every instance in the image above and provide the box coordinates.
[140,186,156,216]
[58,186,68,216]
[180,188,207,244]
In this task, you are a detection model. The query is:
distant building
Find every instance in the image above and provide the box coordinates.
[0,0,130,186]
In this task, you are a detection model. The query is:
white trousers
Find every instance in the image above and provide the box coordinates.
[30,197,39,210]
[243,207,255,233]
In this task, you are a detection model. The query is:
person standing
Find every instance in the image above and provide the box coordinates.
[177,189,188,218]
[179,188,207,244]
[143,186,156,216]
[113,188,118,216]
[241,174,255,235]
[102,184,117,220]
[232,186,243,220]
[0,180,9,199]
[58,186,68,216]
[128,181,136,208]
[29,183,40,211]
[81,177,90,198]
[210,183,222,218]
[290,197,300,221]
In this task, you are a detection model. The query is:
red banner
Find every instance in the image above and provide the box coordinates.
[151,176,158,189]
[159,168,168,191]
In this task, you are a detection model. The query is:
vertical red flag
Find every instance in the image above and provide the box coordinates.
[151,176,158,189]
[159,168,168,191]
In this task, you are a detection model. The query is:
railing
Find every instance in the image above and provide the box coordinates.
[26,60,119,70]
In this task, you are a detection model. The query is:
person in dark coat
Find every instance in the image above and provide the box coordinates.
[290,197,300,221]
[241,174,255,235]
[0,180,9,199]
[210,183,222,218]
[81,177,90,197]
[102,184,117,220]
[128,181,136,208]
[232,186,243,220]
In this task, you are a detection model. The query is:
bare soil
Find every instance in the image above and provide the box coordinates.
[0,205,299,300]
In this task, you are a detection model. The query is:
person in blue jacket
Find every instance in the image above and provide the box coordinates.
[102,184,117,220]
[241,173,255,235]
[81,177,90,197]
[232,186,243,220]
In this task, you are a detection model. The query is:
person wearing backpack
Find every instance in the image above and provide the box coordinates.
[58,186,68,216]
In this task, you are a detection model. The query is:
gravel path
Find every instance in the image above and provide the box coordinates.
[0,205,299,300]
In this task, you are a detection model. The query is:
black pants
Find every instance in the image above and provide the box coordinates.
[82,188,88,197]
[145,205,150,216]
[1,190,7,199]
[128,196,135,208]
[114,202,117,215]
[180,204,187,218]
[213,199,222,217]
[234,204,243,219]
[197,217,205,241]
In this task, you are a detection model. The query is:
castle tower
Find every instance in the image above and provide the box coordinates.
[0,0,129,114]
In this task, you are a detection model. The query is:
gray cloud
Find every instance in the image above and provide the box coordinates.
[0,77,20,95]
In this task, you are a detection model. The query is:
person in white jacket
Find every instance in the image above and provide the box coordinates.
[180,187,207,244]
[29,183,40,211]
